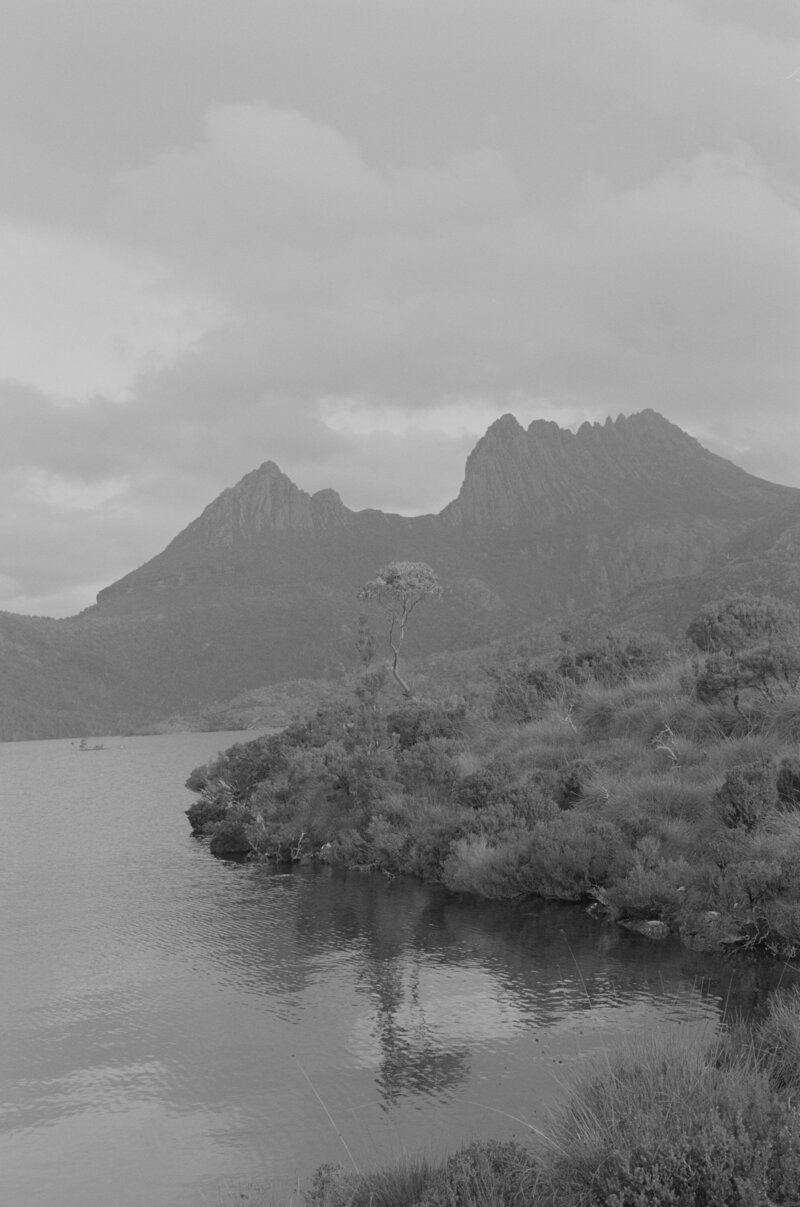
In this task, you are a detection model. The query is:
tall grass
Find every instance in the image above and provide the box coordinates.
[303,1154,437,1207]
[537,1020,800,1204]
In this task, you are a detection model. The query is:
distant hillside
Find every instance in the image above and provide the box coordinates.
[2,409,799,740]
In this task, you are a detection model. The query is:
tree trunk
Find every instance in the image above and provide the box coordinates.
[388,614,412,696]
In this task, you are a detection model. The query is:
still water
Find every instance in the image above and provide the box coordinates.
[1,732,793,1206]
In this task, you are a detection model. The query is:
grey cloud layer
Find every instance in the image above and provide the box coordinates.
[1,0,799,614]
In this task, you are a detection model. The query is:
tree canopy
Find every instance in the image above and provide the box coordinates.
[687,594,799,655]
[358,561,441,696]
[688,593,800,709]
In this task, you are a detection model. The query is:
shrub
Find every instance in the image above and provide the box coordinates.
[386,700,467,749]
[755,988,800,1094]
[208,809,253,859]
[326,827,370,866]
[696,646,800,709]
[193,733,287,802]
[574,691,619,740]
[541,1024,800,1207]
[777,755,800,809]
[738,641,800,698]
[710,845,800,954]
[499,779,560,825]
[605,854,696,923]
[330,744,399,813]
[578,1099,800,1205]
[498,714,581,769]
[555,758,595,809]
[687,593,800,654]
[521,813,632,900]
[441,833,534,899]
[417,1140,539,1207]
[303,1142,539,1207]
[456,760,514,810]
[397,738,460,795]
[399,797,476,881]
[693,652,739,706]
[599,772,713,832]
[707,733,782,775]
[717,759,776,832]
[245,781,330,863]
[185,795,228,834]
[365,811,411,870]
[558,631,672,689]
[753,898,800,957]
[468,785,559,844]
[443,811,634,903]
[306,1155,435,1207]
[185,764,209,793]
[487,658,573,723]
[276,746,335,816]
[689,596,800,715]
[762,694,800,742]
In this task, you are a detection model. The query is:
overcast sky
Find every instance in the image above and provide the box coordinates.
[2,0,799,617]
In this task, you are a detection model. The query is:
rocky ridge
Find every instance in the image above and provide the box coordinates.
[3,409,799,739]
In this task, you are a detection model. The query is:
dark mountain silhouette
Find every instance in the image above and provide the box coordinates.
[2,409,798,740]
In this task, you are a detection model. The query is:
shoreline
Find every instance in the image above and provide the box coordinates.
[187,614,800,962]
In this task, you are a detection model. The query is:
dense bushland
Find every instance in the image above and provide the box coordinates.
[230,989,800,1206]
[188,596,800,957]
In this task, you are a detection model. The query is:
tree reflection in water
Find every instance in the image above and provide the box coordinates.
[205,861,800,1114]
[357,925,470,1104]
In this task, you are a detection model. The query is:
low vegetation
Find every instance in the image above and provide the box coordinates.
[192,591,800,1204]
[187,593,800,958]
[228,988,800,1205]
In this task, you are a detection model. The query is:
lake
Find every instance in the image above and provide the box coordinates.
[1,732,792,1206]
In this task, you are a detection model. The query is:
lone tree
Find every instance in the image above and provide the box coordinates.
[358,561,442,696]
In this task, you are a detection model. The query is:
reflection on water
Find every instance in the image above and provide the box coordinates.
[1,734,797,1207]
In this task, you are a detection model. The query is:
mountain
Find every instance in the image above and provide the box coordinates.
[2,409,799,740]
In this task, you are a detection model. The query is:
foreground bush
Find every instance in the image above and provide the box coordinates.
[777,755,800,808]
[231,991,800,1207]
[717,758,776,833]
[304,1141,539,1207]
[305,1155,436,1207]
[537,990,800,1206]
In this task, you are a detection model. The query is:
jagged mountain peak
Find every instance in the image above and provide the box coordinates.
[9,407,800,740]
[442,409,787,529]
[173,460,352,547]
[574,408,704,451]
[97,407,796,610]
[96,456,353,603]
[484,412,526,440]
[166,409,756,549]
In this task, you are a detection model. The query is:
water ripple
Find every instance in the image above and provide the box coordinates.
[2,733,798,1207]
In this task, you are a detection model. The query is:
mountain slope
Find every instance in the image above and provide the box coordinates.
[2,410,798,740]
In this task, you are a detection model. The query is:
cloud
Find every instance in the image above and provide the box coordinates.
[533,150,800,408]
[0,224,218,400]
[108,102,799,422]
[110,107,525,406]
[1,0,799,614]
[0,466,135,615]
